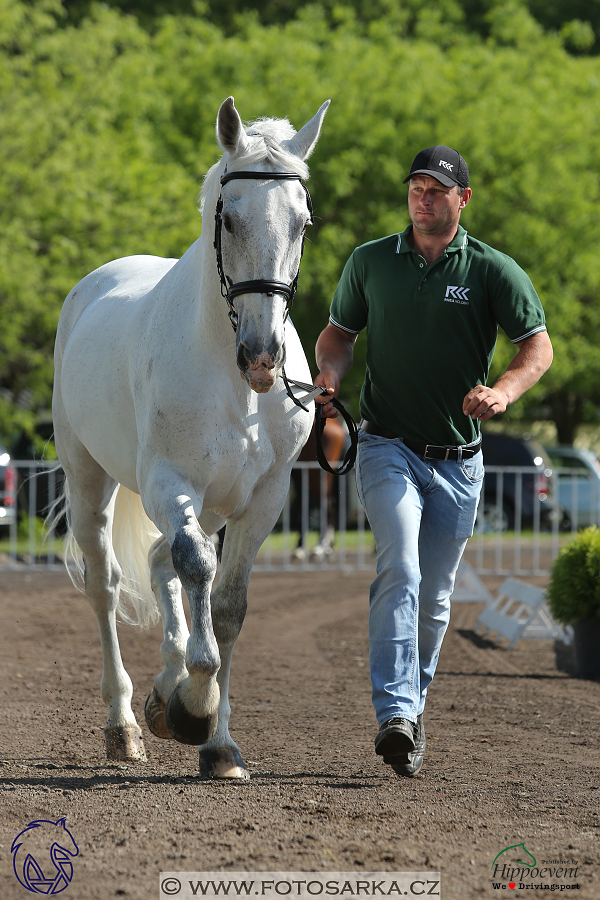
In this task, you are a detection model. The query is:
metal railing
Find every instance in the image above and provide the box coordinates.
[1,460,597,577]
[0,460,64,571]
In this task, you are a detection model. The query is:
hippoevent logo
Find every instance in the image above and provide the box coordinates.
[11,817,79,894]
[490,843,580,891]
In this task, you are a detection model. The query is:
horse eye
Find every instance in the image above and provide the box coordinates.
[223,215,234,233]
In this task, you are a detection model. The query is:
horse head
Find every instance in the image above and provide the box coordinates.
[214,96,330,394]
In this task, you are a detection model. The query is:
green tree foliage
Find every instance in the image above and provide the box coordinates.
[0,0,200,444]
[2,0,600,447]
[61,0,600,55]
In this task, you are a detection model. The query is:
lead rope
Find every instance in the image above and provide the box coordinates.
[282,375,358,476]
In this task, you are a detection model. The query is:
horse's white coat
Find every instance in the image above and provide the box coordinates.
[53,97,330,775]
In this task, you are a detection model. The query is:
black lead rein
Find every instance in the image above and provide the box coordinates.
[214,167,357,476]
[282,375,358,477]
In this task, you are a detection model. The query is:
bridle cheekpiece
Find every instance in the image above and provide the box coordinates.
[213,168,313,333]
[212,164,358,474]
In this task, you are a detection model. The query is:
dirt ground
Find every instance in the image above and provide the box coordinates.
[0,565,598,900]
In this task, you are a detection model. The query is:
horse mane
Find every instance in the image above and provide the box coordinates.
[199,116,310,217]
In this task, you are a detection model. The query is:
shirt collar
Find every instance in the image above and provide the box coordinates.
[396,224,468,255]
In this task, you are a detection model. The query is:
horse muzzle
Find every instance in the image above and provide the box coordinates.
[237,344,283,393]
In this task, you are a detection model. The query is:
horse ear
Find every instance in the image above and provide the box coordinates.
[283,100,331,162]
[216,96,250,157]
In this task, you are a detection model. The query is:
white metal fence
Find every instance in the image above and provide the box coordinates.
[0,459,596,577]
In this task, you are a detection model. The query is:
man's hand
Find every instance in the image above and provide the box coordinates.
[463,384,508,421]
[314,371,339,418]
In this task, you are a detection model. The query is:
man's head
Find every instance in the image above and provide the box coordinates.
[403,145,469,190]
[404,146,471,240]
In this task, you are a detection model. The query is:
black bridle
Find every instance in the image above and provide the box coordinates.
[213,166,357,476]
[213,168,313,332]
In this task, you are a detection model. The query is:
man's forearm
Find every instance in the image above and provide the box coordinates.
[314,323,357,416]
[491,330,554,406]
[315,323,356,390]
[463,330,553,421]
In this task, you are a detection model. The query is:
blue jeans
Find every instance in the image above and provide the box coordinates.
[355,431,484,726]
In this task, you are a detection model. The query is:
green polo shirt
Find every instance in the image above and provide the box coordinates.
[329,224,547,446]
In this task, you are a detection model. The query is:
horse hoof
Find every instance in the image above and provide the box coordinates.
[310,545,333,562]
[198,747,250,780]
[144,688,173,740]
[104,725,147,762]
[292,548,306,562]
[164,687,218,745]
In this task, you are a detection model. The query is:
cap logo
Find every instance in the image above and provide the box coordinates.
[439,160,454,171]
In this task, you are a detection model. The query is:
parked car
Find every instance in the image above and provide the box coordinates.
[544,445,600,529]
[0,441,17,526]
[477,431,559,531]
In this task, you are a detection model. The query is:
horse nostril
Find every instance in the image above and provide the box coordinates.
[236,342,251,371]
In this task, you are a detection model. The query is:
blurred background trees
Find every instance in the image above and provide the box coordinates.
[2,0,600,453]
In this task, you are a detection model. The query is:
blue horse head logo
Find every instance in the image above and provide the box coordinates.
[11,817,79,894]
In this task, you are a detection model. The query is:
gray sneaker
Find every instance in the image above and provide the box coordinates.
[389,714,425,777]
[374,717,416,759]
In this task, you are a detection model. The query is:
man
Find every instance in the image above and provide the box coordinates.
[314,145,553,777]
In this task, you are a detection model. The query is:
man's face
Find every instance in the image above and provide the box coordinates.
[407,174,471,237]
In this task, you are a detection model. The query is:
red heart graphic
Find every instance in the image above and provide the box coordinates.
[509,885,516,890]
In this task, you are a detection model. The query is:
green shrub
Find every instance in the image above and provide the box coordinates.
[547,526,600,624]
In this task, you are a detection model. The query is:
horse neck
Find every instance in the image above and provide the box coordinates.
[169,210,236,359]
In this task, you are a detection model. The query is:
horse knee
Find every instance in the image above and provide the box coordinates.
[209,570,248,642]
[212,591,247,644]
[171,524,217,588]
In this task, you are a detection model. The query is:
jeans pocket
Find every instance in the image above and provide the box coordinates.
[461,455,484,483]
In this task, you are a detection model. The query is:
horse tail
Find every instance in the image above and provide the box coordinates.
[111,485,161,628]
[48,479,161,629]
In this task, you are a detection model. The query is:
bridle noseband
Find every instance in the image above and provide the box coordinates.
[213,169,313,332]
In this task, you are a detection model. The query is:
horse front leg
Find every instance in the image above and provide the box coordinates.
[144,535,189,740]
[140,472,222,747]
[163,522,221,745]
[197,472,292,780]
[197,551,251,779]
[144,510,226,741]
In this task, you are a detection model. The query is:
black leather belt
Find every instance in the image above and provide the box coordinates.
[359,419,482,461]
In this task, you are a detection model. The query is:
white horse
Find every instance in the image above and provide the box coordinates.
[52,96,330,780]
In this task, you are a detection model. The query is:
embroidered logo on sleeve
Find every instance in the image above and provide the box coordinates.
[444,285,470,304]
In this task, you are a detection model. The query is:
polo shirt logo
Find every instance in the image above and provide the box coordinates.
[444,285,470,304]
[439,160,454,171]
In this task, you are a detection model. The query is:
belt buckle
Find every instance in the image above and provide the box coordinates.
[422,445,439,460]
[424,445,450,461]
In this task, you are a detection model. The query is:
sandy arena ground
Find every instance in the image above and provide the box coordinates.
[0,566,598,899]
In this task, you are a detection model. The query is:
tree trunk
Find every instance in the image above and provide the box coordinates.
[549,392,583,445]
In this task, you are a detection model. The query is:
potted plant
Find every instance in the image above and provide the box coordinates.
[547,526,600,679]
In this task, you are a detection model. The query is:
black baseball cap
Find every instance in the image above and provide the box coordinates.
[403,145,469,189]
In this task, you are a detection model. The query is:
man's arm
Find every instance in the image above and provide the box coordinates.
[314,322,357,417]
[463,330,553,422]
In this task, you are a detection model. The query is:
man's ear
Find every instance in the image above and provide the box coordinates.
[459,187,472,210]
